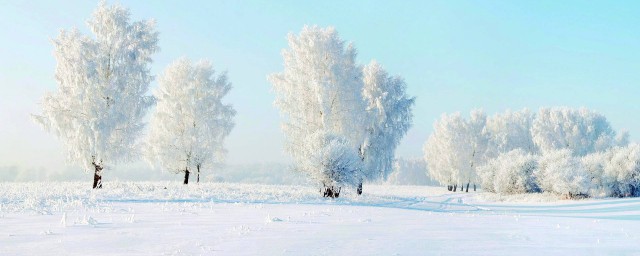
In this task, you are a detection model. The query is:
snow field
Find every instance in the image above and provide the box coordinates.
[1,182,640,255]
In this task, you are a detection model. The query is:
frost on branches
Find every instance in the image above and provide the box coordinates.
[361,61,415,182]
[423,110,488,192]
[531,107,628,156]
[270,26,366,197]
[425,107,638,199]
[146,58,235,185]
[32,2,158,188]
[485,109,536,157]
[270,26,413,197]
[478,149,539,194]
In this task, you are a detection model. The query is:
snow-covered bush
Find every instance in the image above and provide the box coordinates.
[601,144,640,197]
[581,152,608,197]
[535,149,591,198]
[478,149,539,194]
[300,132,363,197]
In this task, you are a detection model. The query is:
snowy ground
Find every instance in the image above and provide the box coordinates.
[1,182,640,255]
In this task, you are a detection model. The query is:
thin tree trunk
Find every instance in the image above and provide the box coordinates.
[197,164,200,183]
[92,162,102,189]
[357,182,363,195]
[466,182,470,193]
[183,169,190,185]
[474,184,476,191]
[453,184,457,192]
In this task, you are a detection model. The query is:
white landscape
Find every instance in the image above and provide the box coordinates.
[2,182,640,255]
[4,1,640,255]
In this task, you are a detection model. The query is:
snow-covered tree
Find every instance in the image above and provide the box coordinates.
[146,58,235,185]
[477,149,539,194]
[32,2,158,188]
[485,109,536,158]
[386,158,438,186]
[584,144,640,197]
[531,107,627,156]
[423,110,488,192]
[360,61,415,183]
[269,26,366,197]
[535,149,591,198]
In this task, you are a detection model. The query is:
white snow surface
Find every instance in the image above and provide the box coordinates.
[1,182,640,255]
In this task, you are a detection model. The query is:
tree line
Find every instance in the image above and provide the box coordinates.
[33,3,414,196]
[33,2,638,200]
[424,108,636,198]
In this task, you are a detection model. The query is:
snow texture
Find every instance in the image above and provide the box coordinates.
[2,182,640,255]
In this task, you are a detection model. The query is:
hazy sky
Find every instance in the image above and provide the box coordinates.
[2,1,640,176]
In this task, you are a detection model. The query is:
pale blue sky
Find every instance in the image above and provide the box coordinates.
[1,1,640,175]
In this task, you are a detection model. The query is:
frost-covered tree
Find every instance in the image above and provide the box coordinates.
[269,26,366,197]
[477,149,539,194]
[584,144,640,197]
[386,158,438,186]
[531,107,627,156]
[535,149,590,198]
[424,110,488,192]
[146,58,235,185]
[360,61,415,184]
[32,2,158,188]
[485,109,536,157]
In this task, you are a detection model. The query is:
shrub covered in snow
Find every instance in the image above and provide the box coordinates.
[478,149,539,194]
[297,132,363,196]
[535,149,591,198]
[424,107,638,199]
[601,144,640,197]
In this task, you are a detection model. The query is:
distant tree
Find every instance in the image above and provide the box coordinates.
[485,109,537,158]
[386,158,438,186]
[535,149,591,198]
[32,2,158,188]
[360,61,415,188]
[531,107,627,156]
[584,144,640,197]
[423,110,488,192]
[477,149,539,194]
[269,26,366,197]
[146,58,235,185]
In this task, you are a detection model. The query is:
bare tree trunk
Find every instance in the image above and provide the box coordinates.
[466,182,470,193]
[323,186,341,198]
[357,182,363,195]
[474,184,477,191]
[92,162,102,189]
[197,164,200,183]
[183,169,190,185]
[453,184,457,192]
